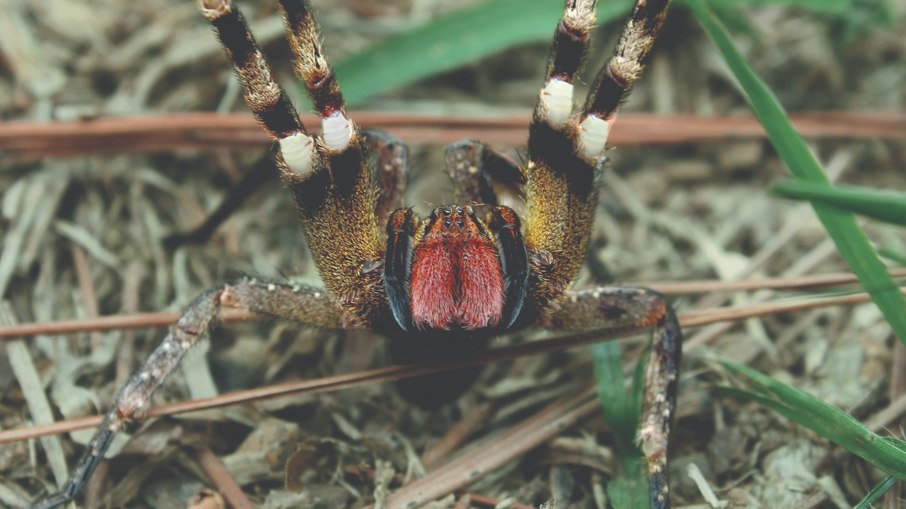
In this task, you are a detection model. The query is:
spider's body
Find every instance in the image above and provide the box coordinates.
[31,0,683,508]
[386,204,526,333]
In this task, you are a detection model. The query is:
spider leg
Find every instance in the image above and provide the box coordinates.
[163,148,279,249]
[541,286,681,509]
[523,0,671,309]
[200,0,385,323]
[30,279,346,509]
[164,129,406,249]
[444,140,524,207]
[584,0,670,120]
[362,129,409,228]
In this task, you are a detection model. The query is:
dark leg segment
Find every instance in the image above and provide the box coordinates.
[541,286,681,509]
[201,0,304,140]
[201,0,385,323]
[384,208,417,331]
[362,130,409,227]
[444,140,524,207]
[30,279,344,509]
[489,206,529,329]
[584,0,671,119]
[163,149,279,248]
[523,0,671,311]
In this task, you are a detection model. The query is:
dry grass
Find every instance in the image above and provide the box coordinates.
[1,0,905,508]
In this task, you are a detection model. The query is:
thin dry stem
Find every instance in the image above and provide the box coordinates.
[2,112,904,159]
[3,286,902,445]
[2,271,899,341]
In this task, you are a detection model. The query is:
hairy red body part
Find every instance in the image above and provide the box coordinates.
[409,206,505,330]
[410,241,457,329]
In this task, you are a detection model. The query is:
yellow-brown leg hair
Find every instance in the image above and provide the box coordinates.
[200,0,385,324]
[523,0,671,311]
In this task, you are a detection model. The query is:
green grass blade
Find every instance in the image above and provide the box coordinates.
[592,342,638,457]
[717,361,906,480]
[591,341,647,507]
[879,248,906,267]
[704,0,850,12]
[688,0,906,345]
[853,476,897,509]
[334,0,632,106]
[334,0,857,106]
[773,180,906,227]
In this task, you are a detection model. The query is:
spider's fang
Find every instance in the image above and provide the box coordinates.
[322,110,353,151]
[279,131,315,176]
[577,113,610,162]
[539,78,574,128]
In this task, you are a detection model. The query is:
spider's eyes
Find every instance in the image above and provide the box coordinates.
[443,207,452,216]
[456,218,464,227]
[443,219,452,227]
[456,206,463,215]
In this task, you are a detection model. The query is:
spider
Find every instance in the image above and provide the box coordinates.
[30,0,680,507]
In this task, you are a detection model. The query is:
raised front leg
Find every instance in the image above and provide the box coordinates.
[164,130,406,249]
[30,279,346,509]
[523,0,671,309]
[542,286,682,509]
[200,0,385,323]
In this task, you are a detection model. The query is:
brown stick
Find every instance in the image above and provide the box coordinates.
[2,111,904,158]
[2,271,901,341]
[2,287,902,445]
[193,446,254,509]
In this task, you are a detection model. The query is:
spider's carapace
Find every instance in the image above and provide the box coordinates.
[384,204,529,333]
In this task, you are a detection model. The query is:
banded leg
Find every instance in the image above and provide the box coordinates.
[164,130,405,249]
[31,279,346,509]
[523,0,671,308]
[584,0,671,120]
[362,130,409,227]
[163,149,279,248]
[444,140,524,207]
[541,287,682,509]
[200,0,385,323]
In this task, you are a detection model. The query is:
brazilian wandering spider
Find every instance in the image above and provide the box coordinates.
[27,0,682,507]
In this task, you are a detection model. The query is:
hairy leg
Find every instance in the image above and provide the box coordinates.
[200,0,386,323]
[163,130,406,249]
[541,286,681,509]
[30,279,346,509]
[523,0,671,309]
[362,130,409,228]
[444,140,524,208]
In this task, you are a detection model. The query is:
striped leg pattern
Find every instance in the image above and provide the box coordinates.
[200,0,386,323]
[525,0,676,507]
[524,0,671,308]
